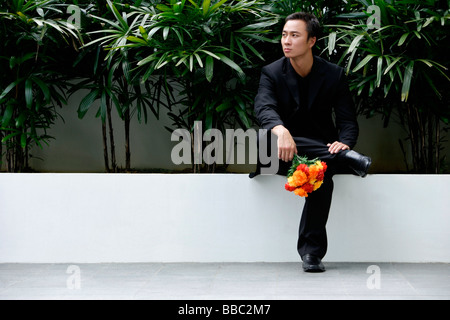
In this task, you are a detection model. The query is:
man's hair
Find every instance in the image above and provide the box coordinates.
[285,12,321,39]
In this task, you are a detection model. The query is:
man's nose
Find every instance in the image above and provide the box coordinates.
[283,36,291,45]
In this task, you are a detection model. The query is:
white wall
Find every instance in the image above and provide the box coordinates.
[0,173,449,263]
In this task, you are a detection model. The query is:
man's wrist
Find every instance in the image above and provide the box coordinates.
[272,125,288,137]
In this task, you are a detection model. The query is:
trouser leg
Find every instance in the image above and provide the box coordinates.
[297,172,335,259]
[284,137,339,259]
[288,137,337,259]
[251,134,344,259]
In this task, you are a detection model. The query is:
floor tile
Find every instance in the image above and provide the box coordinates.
[0,262,448,300]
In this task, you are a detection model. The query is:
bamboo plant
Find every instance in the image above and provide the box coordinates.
[90,0,279,172]
[326,0,449,173]
[0,0,83,172]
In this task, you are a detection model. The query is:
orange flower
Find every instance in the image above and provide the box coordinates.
[285,155,328,198]
[308,165,320,182]
[313,180,323,191]
[285,183,297,192]
[294,187,308,197]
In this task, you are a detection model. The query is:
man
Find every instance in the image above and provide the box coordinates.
[251,12,371,272]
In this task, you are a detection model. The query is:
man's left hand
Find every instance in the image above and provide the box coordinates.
[327,141,350,154]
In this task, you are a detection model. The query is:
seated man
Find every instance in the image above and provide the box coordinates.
[251,12,371,272]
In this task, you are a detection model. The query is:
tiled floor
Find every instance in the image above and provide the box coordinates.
[0,262,449,300]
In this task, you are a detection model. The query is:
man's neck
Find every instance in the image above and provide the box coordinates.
[289,53,314,78]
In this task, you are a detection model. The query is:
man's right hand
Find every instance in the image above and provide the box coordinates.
[272,125,297,162]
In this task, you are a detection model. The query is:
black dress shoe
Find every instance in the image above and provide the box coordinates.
[302,254,325,273]
[339,150,372,177]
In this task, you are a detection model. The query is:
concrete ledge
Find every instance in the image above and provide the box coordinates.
[0,173,449,263]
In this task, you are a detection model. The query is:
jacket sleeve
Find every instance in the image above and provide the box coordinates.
[254,67,285,131]
[334,69,359,149]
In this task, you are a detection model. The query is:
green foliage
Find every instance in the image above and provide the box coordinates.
[287,154,320,178]
[327,0,449,104]
[1,0,448,174]
[325,0,450,173]
[120,0,279,134]
[85,0,279,172]
[68,0,163,172]
[0,0,83,172]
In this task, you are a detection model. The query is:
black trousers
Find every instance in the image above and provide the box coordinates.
[252,134,350,260]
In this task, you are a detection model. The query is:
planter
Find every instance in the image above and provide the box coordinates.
[0,173,449,263]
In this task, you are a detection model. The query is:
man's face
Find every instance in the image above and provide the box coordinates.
[281,19,316,59]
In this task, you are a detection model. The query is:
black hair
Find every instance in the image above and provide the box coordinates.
[285,12,321,39]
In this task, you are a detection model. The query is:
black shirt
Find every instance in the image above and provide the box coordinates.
[286,71,316,138]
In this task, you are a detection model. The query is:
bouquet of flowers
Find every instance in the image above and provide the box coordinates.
[284,155,328,197]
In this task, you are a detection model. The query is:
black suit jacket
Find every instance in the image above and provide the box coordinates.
[254,56,359,148]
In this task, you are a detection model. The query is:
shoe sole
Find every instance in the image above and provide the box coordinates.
[302,264,326,273]
[361,158,372,178]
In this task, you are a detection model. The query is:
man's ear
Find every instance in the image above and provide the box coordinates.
[309,36,317,48]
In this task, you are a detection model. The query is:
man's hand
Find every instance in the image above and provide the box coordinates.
[327,141,350,154]
[272,125,297,162]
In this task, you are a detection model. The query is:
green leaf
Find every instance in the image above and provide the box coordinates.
[328,32,336,56]
[194,53,203,68]
[384,57,402,75]
[21,132,27,149]
[234,105,250,129]
[216,101,230,112]
[25,78,33,109]
[423,17,434,28]
[2,104,14,127]
[398,33,409,46]
[215,53,245,79]
[9,53,35,69]
[352,54,375,73]
[187,0,199,9]
[139,26,148,41]
[2,131,21,144]
[239,38,264,61]
[15,112,27,128]
[148,26,162,39]
[202,0,211,16]
[205,55,214,82]
[287,154,320,177]
[0,81,20,101]
[163,26,170,40]
[78,89,99,118]
[156,4,172,12]
[31,77,51,103]
[417,59,433,68]
[199,50,221,60]
[189,55,194,72]
[210,0,228,12]
[348,34,364,53]
[376,56,383,88]
[106,0,128,30]
[401,61,414,102]
[127,36,147,45]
